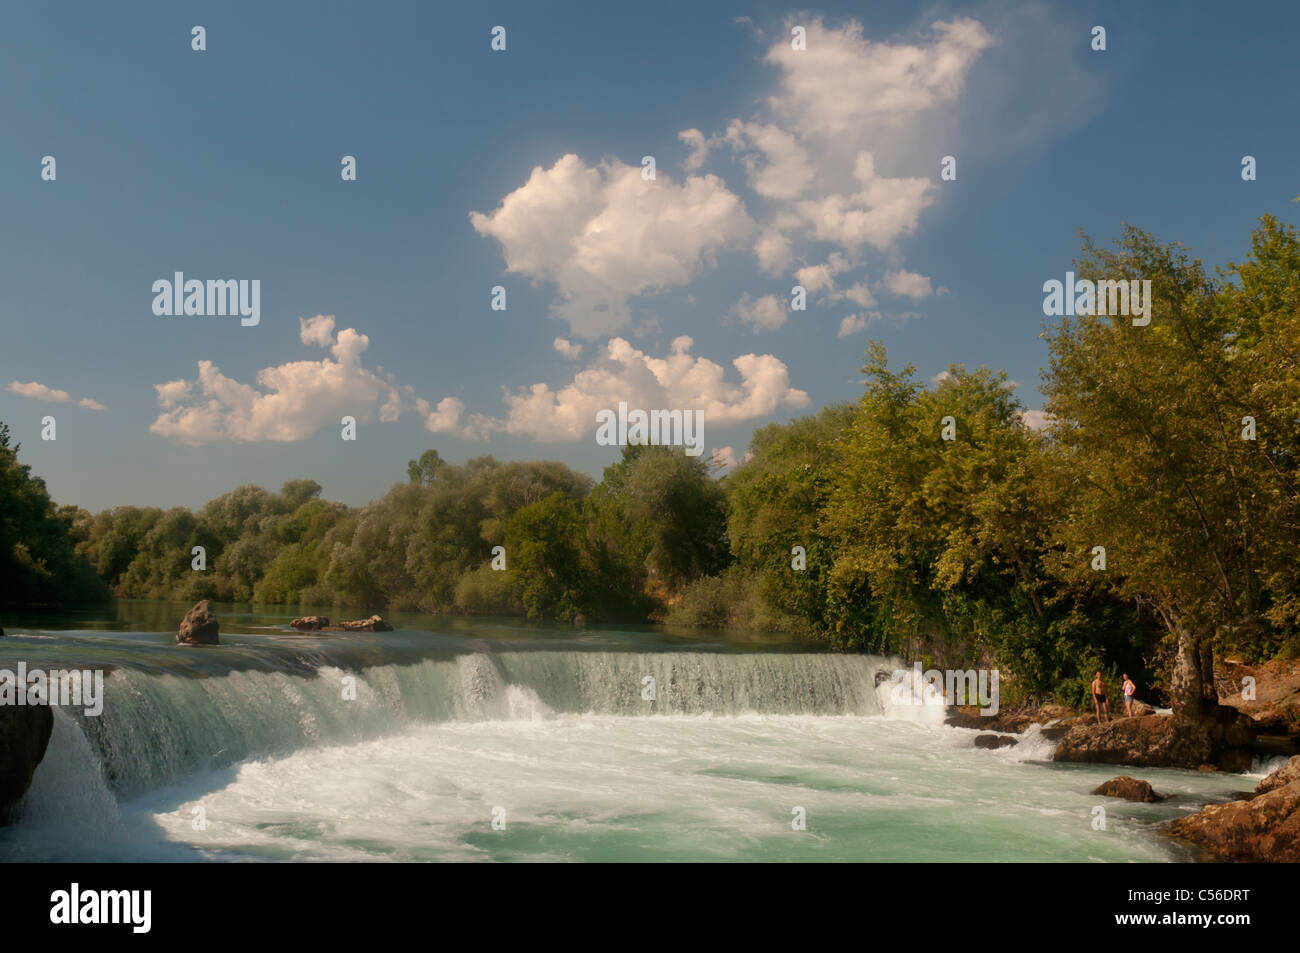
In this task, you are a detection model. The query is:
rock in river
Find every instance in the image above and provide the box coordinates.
[973,733,1018,750]
[1255,754,1300,797]
[1092,776,1165,802]
[0,705,53,824]
[328,615,394,632]
[177,600,220,645]
[289,616,330,631]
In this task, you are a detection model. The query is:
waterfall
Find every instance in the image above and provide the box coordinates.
[37,649,894,802]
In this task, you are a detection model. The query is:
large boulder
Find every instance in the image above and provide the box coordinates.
[1092,776,1165,802]
[177,600,220,645]
[0,704,54,824]
[1165,780,1300,862]
[1054,708,1255,772]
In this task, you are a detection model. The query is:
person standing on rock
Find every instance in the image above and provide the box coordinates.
[1091,671,1110,724]
[1122,674,1136,717]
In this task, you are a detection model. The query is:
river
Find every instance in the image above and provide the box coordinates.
[0,601,1271,861]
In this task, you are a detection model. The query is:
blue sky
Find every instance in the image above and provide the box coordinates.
[2,0,1297,512]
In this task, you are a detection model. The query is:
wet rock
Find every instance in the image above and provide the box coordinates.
[1054,708,1255,772]
[1165,780,1300,862]
[289,616,329,631]
[1251,705,1300,736]
[1253,733,1300,759]
[947,703,1072,733]
[323,615,393,632]
[974,733,1018,750]
[1092,776,1165,802]
[177,600,219,645]
[1255,755,1300,797]
[0,705,53,824]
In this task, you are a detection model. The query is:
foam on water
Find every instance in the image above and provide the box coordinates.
[0,648,1262,862]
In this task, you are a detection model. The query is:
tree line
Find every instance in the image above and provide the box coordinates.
[3,215,1297,715]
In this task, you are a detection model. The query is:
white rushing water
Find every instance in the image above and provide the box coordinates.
[0,650,1259,862]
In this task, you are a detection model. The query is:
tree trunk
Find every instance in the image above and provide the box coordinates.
[1198,638,1218,709]
[1168,616,1213,723]
[1135,602,1253,768]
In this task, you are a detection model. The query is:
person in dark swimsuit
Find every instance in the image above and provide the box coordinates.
[1091,671,1110,724]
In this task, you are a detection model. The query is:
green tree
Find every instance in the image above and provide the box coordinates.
[724,404,855,632]
[407,449,445,486]
[821,346,1043,658]
[1042,220,1300,728]
[589,445,728,596]
[506,492,588,620]
[0,421,108,606]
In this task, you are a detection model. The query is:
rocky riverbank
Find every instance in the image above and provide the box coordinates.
[1164,755,1300,861]
[948,658,1300,861]
[949,656,1300,768]
[1053,708,1257,772]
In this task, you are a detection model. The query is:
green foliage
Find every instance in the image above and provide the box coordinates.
[724,404,854,631]
[666,566,811,634]
[505,492,588,620]
[407,449,445,486]
[0,422,108,606]
[453,564,520,614]
[2,211,1296,713]
[1042,218,1300,711]
[588,445,729,593]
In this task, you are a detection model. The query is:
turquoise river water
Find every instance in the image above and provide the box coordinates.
[0,601,1278,862]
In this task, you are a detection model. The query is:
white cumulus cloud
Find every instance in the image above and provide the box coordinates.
[728,293,788,333]
[680,16,989,324]
[8,380,107,411]
[150,315,425,444]
[763,17,995,139]
[882,269,934,300]
[794,252,853,295]
[470,154,754,340]
[553,338,584,360]
[837,312,881,338]
[795,152,934,251]
[425,336,809,443]
[1017,409,1053,431]
[711,445,739,470]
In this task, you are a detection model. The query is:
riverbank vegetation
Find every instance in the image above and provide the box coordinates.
[3,215,1297,716]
